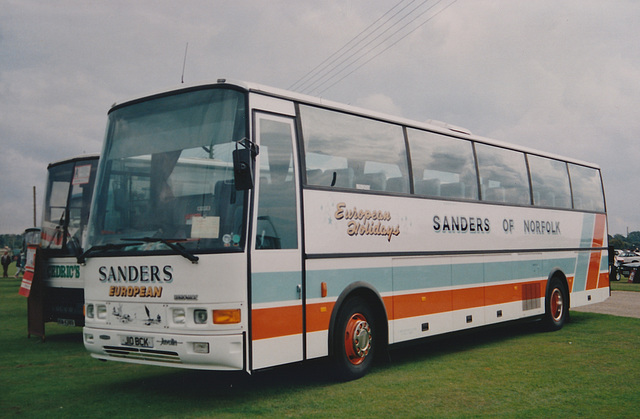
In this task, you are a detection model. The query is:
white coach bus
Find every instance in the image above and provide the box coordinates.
[40,154,99,327]
[82,79,608,380]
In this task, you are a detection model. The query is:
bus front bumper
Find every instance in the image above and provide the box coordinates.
[83,327,245,371]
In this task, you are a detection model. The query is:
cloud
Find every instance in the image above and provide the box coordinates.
[355,93,404,116]
[1,0,639,235]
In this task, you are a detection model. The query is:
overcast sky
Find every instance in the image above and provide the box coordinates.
[1,0,638,236]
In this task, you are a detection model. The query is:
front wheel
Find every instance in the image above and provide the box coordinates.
[331,297,377,381]
[543,278,568,331]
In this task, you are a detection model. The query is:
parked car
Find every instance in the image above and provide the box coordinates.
[616,251,640,265]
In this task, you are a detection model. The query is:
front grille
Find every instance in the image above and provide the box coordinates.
[104,346,181,364]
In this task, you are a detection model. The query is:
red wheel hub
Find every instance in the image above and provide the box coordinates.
[550,288,564,321]
[344,313,372,365]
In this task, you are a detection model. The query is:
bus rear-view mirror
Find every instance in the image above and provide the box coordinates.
[233,148,254,190]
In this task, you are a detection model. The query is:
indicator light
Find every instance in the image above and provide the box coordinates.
[212,309,241,324]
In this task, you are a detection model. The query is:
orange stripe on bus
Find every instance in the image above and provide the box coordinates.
[382,295,394,321]
[306,301,335,333]
[586,251,601,290]
[587,214,607,290]
[452,287,485,311]
[598,272,610,289]
[485,281,546,307]
[393,290,452,319]
[592,214,606,248]
[393,281,546,322]
[252,305,302,340]
[254,278,565,339]
[305,296,395,335]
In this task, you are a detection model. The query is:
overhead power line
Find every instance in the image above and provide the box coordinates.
[314,0,459,96]
[289,0,459,96]
[296,0,433,94]
[288,0,417,92]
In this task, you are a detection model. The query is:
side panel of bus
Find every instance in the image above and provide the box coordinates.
[41,256,85,326]
[303,190,608,359]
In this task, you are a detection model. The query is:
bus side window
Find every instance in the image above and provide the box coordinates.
[528,155,572,209]
[407,128,478,200]
[299,105,409,193]
[386,177,409,193]
[441,182,466,199]
[256,118,298,250]
[415,178,441,196]
[476,144,530,205]
[568,163,605,212]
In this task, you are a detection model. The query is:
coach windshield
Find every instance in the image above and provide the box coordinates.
[86,87,248,256]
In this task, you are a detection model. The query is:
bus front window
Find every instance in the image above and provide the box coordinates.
[42,158,98,253]
[87,87,248,254]
[42,164,73,250]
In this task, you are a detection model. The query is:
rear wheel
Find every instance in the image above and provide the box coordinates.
[544,278,568,331]
[332,297,377,381]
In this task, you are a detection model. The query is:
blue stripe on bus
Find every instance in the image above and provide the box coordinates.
[573,253,590,292]
[306,266,393,297]
[253,255,586,304]
[543,257,578,278]
[251,271,302,304]
[600,252,608,267]
[392,264,451,290]
[573,214,596,292]
[580,214,595,248]
[453,263,483,286]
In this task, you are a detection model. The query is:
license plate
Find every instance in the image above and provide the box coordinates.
[57,319,76,327]
[121,335,154,348]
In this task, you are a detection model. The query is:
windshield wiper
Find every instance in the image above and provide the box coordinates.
[77,241,143,264]
[122,237,199,264]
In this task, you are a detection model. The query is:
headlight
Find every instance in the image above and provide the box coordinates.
[86,304,94,319]
[97,305,107,319]
[172,308,186,324]
[194,309,208,324]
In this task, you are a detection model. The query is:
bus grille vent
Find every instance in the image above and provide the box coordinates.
[522,283,541,311]
[104,346,182,364]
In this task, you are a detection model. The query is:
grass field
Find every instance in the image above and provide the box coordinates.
[611,278,640,292]
[2,265,640,418]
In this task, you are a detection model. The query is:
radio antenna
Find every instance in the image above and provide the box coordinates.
[181,42,189,83]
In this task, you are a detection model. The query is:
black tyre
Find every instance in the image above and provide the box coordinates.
[331,296,377,381]
[543,278,568,331]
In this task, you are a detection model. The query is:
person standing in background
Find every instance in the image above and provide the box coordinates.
[1,248,12,277]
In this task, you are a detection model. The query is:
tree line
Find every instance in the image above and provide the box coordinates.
[609,232,640,251]
[0,234,24,251]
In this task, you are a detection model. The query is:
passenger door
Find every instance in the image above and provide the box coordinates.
[250,112,303,370]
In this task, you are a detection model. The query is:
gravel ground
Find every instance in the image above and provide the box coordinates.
[572,291,640,318]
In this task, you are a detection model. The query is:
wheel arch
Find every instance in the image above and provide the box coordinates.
[327,281,389,358]
[546,268,570,310]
